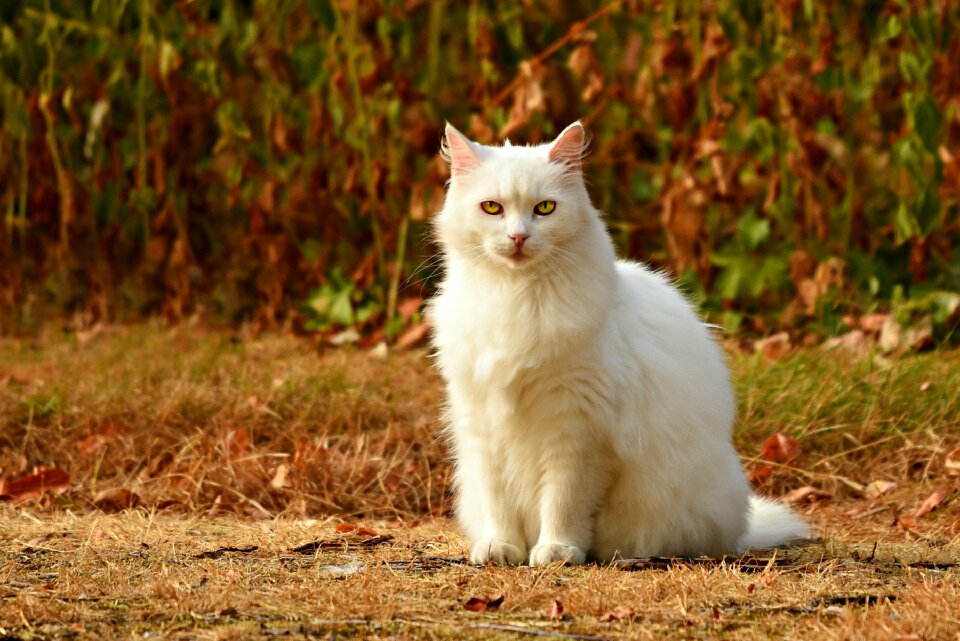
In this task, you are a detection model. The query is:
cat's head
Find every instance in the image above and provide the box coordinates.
[435,122,597,272]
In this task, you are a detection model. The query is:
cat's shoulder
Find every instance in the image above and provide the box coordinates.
[614,259,696,310]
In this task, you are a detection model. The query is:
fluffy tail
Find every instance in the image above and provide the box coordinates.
[737,495,812,552]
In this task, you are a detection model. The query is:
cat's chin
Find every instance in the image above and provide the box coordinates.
[498,253,539,269]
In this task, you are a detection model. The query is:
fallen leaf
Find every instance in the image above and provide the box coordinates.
[782,486,832,504]
[759,433,802,464]
[270,463,290,490]
[76,421,129,455]
[600,608,634,621]
[335,523,379,537]
[918,381,932,392]
[746,464,774,485]
[863,480,897,499]
[548,599,564,620]
[0,468,71,503]
[463,595,504,612]
[754,332,791,359]
[896,516,918,530]
[945,447,960,477]
[914,489,947,518]
[396,297,422,322]
[396,321,430,349]
[92,488,141,513]
[859,313,888,334]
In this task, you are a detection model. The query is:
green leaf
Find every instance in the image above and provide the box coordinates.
[737,213,770,251]
[913,96,941,153]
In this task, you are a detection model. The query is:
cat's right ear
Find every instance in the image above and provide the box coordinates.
[442,123,482,177]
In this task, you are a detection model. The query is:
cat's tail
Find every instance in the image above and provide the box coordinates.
[737,495,812,551]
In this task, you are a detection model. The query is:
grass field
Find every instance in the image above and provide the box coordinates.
[1,324,959,640]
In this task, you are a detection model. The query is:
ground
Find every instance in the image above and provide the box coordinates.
[1,324,958,640]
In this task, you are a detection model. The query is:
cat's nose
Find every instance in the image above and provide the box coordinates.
[509,232,529,249]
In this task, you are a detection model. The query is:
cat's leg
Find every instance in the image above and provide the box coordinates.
[529,414,610,566]
[454,430,527,565]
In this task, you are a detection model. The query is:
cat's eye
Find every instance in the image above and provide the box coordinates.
[534,200,556,216]
[480,201,503,215]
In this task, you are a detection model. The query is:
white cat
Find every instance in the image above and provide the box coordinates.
[429,121,810,566]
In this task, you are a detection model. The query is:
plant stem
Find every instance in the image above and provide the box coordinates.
[136,0,150,246]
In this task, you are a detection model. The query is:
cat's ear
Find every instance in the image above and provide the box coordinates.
[442,123,482,177]
[548,121,587,172]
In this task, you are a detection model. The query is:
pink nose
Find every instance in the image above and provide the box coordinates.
[509,232,529,249]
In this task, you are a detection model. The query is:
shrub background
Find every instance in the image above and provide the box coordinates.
[1,0,958,335]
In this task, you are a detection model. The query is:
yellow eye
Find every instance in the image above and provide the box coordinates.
[534,200,556,215]
[480,201,503,215]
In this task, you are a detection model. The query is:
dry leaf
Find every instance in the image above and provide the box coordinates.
[944,447,960,477]
[76,421,129,455]
[863,480,897,499]
[746,464,774,485]
[270,464,290,490]
[914,489,947,518]
[600,607,634,621]
[759,433,802,464]
[859,313,888,333]
[396,321,430,349]
[919,381,932,392]
[0,467,71,503]
[92,488,141,513]
[548,599,564,620]
[782,486,832,504]
[754,332,792,359]
[335,523,379,537]
[396,297,422,322]
[463,595,504,612]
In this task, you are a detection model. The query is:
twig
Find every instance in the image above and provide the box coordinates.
[486,0,624,112]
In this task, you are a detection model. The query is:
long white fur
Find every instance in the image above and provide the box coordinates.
[429,122,810,566]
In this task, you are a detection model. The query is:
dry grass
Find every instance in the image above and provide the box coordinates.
[1,324,959,639]
[1,510,958,640]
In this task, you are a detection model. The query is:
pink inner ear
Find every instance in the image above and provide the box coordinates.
[548,122,585,171]
[444,124,481,177]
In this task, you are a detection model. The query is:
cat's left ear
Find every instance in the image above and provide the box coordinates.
[548,121,587,172]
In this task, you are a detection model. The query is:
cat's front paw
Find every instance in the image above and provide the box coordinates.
[529,542,586,566]
[470,539,526,566]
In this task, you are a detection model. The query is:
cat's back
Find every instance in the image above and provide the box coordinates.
[608,259,735,429]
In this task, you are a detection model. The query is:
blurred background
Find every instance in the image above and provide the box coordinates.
[1,0,958,344]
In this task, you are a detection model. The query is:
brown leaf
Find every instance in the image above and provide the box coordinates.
[92,488,141,513]
[859,313,888,334]
[396,297,422,323]
[754,332,792,359]
[782,486,832,504]
[863,480,897,499]
[463,595,504,612]
[396,321,430,349]
[76,421,129,455]
[335,523,379,537]
[600,607,634,621]
[759,433,802,465]
[0,468,71,503]
[945,447,960,477]
[746,464,774,485]
[221,429,251,460]
[548,599,564,620]
[914,489,947,518]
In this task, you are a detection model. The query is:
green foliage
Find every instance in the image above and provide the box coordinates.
[0,0,958,338]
